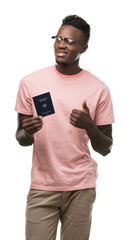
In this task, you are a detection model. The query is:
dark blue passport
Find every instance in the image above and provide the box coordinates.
[33,92,55,117]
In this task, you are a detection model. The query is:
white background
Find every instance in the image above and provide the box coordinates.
[0,0,130,239]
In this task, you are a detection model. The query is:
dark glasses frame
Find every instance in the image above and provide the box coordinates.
[52,36,86,45]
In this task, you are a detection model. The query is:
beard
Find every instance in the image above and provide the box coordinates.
[56,60,69,66]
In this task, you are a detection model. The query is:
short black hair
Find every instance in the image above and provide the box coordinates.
[61,15,90,44]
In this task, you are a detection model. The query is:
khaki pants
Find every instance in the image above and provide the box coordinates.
[26,188,96,240]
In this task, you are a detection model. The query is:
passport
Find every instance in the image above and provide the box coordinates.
[33,92,55,117]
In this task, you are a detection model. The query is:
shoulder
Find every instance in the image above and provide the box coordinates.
[84,70,107,87]
[83,69,109,93]
[20,65,53,86]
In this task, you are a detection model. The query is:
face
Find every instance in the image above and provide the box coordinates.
[53,25,88,66]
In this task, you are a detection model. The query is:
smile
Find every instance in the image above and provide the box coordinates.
[56,52,68,57]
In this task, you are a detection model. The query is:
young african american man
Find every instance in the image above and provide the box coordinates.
[15,15,114,240]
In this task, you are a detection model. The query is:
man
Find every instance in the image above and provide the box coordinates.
[15,15,114,240]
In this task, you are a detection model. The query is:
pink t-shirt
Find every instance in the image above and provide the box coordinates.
[15,65,114,191]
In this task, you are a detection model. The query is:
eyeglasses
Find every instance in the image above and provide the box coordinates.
[52,36,86,45]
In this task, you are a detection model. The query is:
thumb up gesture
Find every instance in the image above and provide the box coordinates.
[70,100,92,130]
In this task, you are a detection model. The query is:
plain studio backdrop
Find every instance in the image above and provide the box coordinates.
[0,0,130,239]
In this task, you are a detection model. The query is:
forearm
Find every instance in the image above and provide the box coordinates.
[70,105,113,156]
[16,129,34,146]
[86,122,113,156]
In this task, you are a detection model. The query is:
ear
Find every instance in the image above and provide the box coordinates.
[81,44,88,54]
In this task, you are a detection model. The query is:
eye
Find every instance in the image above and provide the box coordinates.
[65,38,75,45]
[55,37,61,43]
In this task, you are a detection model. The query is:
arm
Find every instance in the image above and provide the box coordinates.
[16,113,43,146]
[85,123,112,156]
[70,102,113,156]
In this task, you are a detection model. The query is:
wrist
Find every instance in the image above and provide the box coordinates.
[85,118,95,132]
[16,129,34,146]
[23,129,34,138]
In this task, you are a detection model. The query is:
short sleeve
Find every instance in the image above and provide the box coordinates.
[94,86,114,125]
[15,78,33,115]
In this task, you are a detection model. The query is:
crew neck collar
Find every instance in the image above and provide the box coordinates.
[53,65,85,78]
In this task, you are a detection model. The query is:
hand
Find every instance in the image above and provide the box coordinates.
[22,116,43,135]
[70,100,92,130]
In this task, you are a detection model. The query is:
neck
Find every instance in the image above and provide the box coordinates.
[55,62,82,75]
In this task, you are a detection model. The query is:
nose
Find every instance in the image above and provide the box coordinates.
[58,39,66,48]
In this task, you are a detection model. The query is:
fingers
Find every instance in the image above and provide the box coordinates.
[70,110,81,127]
[70,106,91,129]
[22,116,43,134]
[22,116,42,124]
[71,109,82,115]
[70,117,77,126]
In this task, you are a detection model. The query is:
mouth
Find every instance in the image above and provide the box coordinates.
[56,51,68,57]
